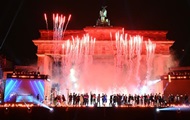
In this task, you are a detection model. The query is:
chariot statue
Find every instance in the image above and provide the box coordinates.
[96,6,110,26]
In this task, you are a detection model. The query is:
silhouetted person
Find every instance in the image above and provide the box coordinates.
[37,94,40,101]
[97,94,101,107]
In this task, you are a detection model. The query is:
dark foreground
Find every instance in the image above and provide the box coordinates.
[0,107,190,120]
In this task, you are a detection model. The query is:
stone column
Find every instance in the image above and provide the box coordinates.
[37,54,45,74]
[37,54,53,103]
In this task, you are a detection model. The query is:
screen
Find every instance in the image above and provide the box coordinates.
[16,95,33,103]
[4,78,45,103]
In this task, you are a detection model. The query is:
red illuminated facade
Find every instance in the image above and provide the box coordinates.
[33,27,173,74]
[33,27,174,95]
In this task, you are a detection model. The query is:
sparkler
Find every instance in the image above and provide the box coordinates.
[145,39,156,85]
[44,13,48,31]
[115,32,157,94]
[63,14,72,38]
[50,13,71,40]
[61,34,96,92]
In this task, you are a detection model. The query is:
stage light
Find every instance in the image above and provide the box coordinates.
[147,79,161,86]
[177,108,181,113]
[11,71,17,77]
[30,76,35,78]
[49,108,54,113]
[13,71,16,75]
[168,74,171,82]
[27,107,32,113]
[4,107,9,114]
[156,108,160,112]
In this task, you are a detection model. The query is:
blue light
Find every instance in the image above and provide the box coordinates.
[32,98,52,111]
[29,81,38,96]
[38,80,45,95]
[37,80,45,99]
[4,79,14,100]
[156,108,160,112]
[158,106,190,112]
[33,81,44,101]
[4,78,45,103]
[49,108,54,113]
[16,95,33,103]
[4,79,22,102]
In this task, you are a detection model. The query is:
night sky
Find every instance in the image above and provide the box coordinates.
[0,0,190,66]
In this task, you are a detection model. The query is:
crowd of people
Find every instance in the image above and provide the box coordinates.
[46,92,189,107]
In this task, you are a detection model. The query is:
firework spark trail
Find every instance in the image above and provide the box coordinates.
[52,13,66,40]
[63,14,72,38]
[45,13,72,71]
[58,15,65,40]
[133,35,143,86]
[115,32,146,93]
[145,39,156,85]
[61,34,96,92]
[44,13,48,31]
[127,35,143,88]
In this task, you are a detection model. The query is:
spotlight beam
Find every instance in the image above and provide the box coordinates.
[22,100,30,109]
[158,106,190,112]
[0,0,24,50]
[32,98,53,111]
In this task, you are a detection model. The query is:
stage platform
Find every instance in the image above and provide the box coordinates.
[0,107,190,120]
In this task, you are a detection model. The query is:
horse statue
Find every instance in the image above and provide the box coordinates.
[96,6,110,26]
